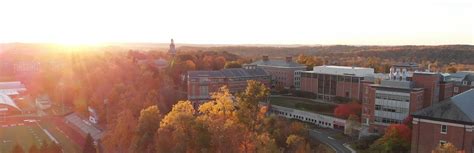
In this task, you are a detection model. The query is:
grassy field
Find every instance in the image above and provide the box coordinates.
[0,121,81,153]
[0,123,51,153]
[269,96,337,116]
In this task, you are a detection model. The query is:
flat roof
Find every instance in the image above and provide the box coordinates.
[188,68,270,78]
[304,65,374,77]
[321,65,371,70]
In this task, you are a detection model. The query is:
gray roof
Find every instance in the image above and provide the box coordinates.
[250,60,306,68]
[188,68,270,78]
[413,89,474,124]
[445,72,474,85]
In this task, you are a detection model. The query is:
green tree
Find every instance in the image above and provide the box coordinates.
[11,143,24,153]
[83,134,96,153]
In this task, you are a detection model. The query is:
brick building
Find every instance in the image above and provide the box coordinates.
[361,66,454,134]
[246,56,306,89]
[296,65,374,102]
[411,89,474,153]
[187,66,271,106]
[446,71,474,95]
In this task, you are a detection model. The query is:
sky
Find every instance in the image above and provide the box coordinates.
[0,0,472,45]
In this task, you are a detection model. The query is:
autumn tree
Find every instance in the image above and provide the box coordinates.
[432,142,460,153]
[369,124,411,153]
[446,66,458,73]
[102,110,137,153]
[156,101,204,152]
[11,143,24,153]
[197,86,246,153]
[236,80,270,130]
[83,134,96,153]
[28,145,39,153]
[131,105,162,153]
[286,135,312,153]
[334,102,362,119]
[224,61,242,69]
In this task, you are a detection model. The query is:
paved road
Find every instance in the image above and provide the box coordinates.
[309,129,353,153]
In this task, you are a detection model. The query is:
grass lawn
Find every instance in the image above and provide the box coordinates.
[269,96,337,116]
[0,121,81,153]
[0,124,51,153]
[39,121,82,153]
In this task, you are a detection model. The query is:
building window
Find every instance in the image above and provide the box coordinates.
[454,87,459,93]
[462,81,468,85]
[441,125,447,134]
[439,140,447,146]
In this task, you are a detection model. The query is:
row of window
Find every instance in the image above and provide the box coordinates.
[375,93,410,102]
[375,105,409,113]
[374,117,402,124]
[270,110,333,127]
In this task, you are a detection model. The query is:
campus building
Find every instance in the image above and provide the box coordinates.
[445,71,474,95]
[361,65,454,134]
[296,65,374,102]
[0,81,26,116]
[246,56,306,89]
[411,89,474,153]
[187,66,271,106]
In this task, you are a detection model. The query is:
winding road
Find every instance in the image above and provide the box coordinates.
[309,129,354,153]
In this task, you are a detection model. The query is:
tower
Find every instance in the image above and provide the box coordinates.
[168,39,176,56]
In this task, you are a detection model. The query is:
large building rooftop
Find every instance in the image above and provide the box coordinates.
[413,89,474,124]
[304,65,374,77]
[188,68,270,78]
[249,59,306,68]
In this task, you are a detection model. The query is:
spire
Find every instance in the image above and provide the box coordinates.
[168,38,176,56]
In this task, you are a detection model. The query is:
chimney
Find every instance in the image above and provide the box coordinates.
[285,56,292,63]
[262,55,269,62]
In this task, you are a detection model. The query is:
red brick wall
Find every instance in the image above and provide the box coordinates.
[334,81,361,101]
[411,119,473,153]
[438,82,453,101]
[300,77,318,93]
[409,91,424,113]
[412,74,440,107]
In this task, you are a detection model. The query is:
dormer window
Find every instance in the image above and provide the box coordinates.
[462,81,468,85]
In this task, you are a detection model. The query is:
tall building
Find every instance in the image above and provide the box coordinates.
[246,56,306,89]
[362,78,425,133]
[411,89,474,153]
[187,66,271,106]
[362,65,454,134]
[168,39,177,56]
[297,65,374,102]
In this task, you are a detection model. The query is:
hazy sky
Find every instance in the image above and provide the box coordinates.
[0,0,472,45]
